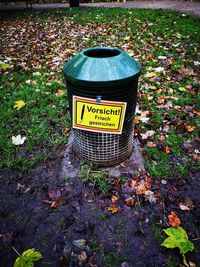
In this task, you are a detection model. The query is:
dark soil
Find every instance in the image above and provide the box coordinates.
[0,138,200,267]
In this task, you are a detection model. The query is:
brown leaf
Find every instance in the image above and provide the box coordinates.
[184,124,196,132]
[158,135,165,142]
[164,145,171,154]
[168,211,181,228]
[64,127,71,133]
[130,173,153,195]
[111,195,118,203]
[51,198,65,208]
[124,197,135,207]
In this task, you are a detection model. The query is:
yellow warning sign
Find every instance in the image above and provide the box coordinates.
[73,96,127,134]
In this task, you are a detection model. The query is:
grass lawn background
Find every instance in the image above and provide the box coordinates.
[0,7,200,267]
[0,8,199,175]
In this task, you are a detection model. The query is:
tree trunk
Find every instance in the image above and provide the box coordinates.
[69,0,79,7]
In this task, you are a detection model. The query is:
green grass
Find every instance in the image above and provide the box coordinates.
[0,8,199,174]
[79,163,111,194]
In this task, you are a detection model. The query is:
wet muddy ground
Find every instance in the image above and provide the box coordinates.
[0,136,200,267]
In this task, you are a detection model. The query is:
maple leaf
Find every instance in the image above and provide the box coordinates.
[12,135,26,145]
[162,227,194,255]
[107,204,119,214]
[14,248,43,267]
[13,100,25,110]
[168,211,181,228]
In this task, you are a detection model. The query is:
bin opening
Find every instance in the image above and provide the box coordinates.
[84,48,121,58]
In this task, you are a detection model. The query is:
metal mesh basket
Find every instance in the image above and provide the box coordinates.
[67,81,137,166]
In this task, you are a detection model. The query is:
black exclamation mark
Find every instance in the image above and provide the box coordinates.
[80,104,85,123]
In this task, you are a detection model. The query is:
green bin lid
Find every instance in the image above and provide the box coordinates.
[63,47,141,86]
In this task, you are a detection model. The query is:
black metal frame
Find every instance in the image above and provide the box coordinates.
[69,0,79,8]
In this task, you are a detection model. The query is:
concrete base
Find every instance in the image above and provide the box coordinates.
[61,133,145,179]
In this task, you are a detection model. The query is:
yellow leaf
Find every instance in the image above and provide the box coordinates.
[178,87,187,92]
[13,100,25,110]
[145,72,157,78]
[148,86,157,90]
[157,89,163,94]
[107,204,119,214]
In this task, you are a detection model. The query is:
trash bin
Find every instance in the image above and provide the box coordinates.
[63,47,141,166]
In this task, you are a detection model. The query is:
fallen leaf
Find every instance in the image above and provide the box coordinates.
[77,251,87,264]
[147,141,157,148]
[193,153,200,160]
[158,55,167,60]
[64,127,71,134]
[124,197,135,206]
[111,195,118,203]
[0,63,10,70]
[131,173,153,195]
[51,198,65,208]
[194,61,200,66]
[12,135,26,145]
[145,72,157,78]
[56,89,64,96]
[168,211,181,228]
[134,118,140,125]
[179,197,194,211]
[140,130,155,139]
[148,85,157,90]
[184,124,196,132]
[144,190,157,203]
[44,189,65,208]
[165,146,171,154]
[158,135,165,142]
[13,100,25,110]
[107,204,119,214]
[154,67,164,73]
[178,87,187,92]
